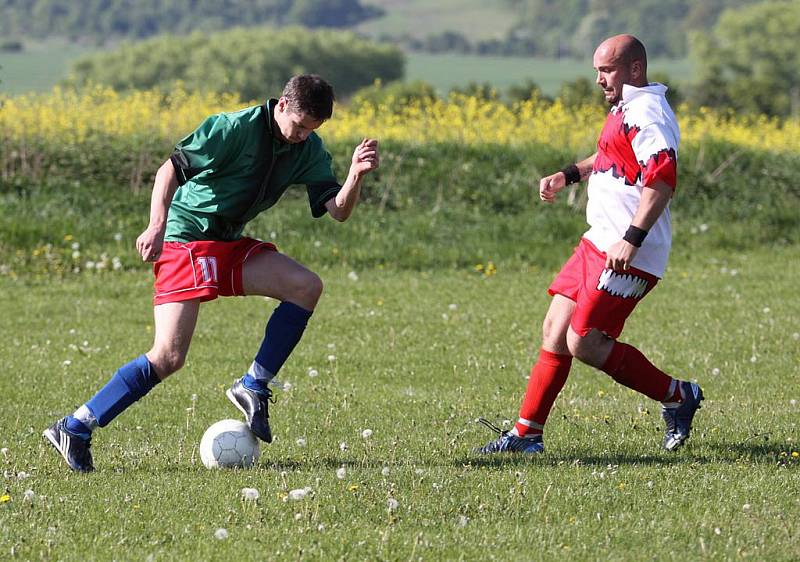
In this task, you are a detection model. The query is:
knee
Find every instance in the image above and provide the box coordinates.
[291,271,323,308]
[566,330,591,363]
[566,329,609,367]
[147,348,186,377]
[541,317,568,354]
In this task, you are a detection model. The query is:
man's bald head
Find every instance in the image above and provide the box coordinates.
[592,35,649,104]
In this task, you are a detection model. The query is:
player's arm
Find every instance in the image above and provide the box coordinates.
[539,152,597,203]
[604,179,672,271]
[136,159,179,262]
[325,138,379,222]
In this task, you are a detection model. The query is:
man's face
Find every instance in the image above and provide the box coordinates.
[593,47,633,105]
[274,97,324,143]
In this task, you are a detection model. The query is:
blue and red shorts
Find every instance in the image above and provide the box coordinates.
[153,237,277,305]
[548,238,659,339]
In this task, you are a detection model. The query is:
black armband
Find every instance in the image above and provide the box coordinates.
[623,225,648,248]
[560,164,581,185]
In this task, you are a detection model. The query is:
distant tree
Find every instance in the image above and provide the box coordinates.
[349,80,439,109]
[449,82,497,100]
[506,79,551,104]
[64,27,405,100]
[556,77,605,108]
[689,0,800,116]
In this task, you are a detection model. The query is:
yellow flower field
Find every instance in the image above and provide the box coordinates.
[1,86,798,155]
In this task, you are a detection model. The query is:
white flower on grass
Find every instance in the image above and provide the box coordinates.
[742,503,751,511]
[241,488,260,501]
[71,251,81,260]
[711,368,720,376]
[288,488,309,501]
[314,240,321,248]
[750,355,758,363]
[113,232,123,242]
[71,242,80,250]
[458,515,469,527]
[17,472,30,480]
[714,528,722,536]
[308,368,319,378]
[214,528,228,540]
[348,271,359,282]
[317,523,326,532]
[381,466,390,477]
[0,448,8,457]
[336,467,346,480]
[62,360,72,367]
[414,468,424,476]
[270,231,277,239]
[296,438,307,448]
[294,512,303,521]
[790,399,797,407]
[448,303,458,311]
[112,257,122,270]
[387,498,399,511]
[339,442,348,452]
[441,313,449,320]
[23,490,35,502]
[699,223,709,232]
[327,354,336,362]
[647,480,654,489]
[361,429,373,439]
[793,333,800,341]
[762,307,771,314]
[85,261,96,270]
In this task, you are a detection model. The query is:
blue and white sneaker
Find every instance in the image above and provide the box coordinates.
[475,418,545,454]
[226,377,274,443]
[43,418,94,472]
[662,381,704,451]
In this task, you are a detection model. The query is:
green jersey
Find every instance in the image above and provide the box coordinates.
[165,99,340,242]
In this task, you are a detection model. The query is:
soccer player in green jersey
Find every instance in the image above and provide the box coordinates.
[44,75,379,472]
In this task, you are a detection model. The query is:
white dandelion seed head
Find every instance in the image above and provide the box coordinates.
[387,498,399,511]
[0,448,7,457]
[790,399,797,407]
[317,523,325,532]
[381,466,390,477]
[296,438,307,447]
[294,512,303,521]
[742,503,751,511]
[308,368,319,378]
[347,271,359,282]
[288,488,308,501]
[711,368,720,376]
[441,313,449,320]
[361,429,373,439]
[314,240,321,248]
[448,303,457,311]
[339,442,348,452]
[458,515,469,527]
[71,242,80,250]
[750,355,758,363]
[214,528,228,540]
[240,488,260,501]
[17,471,30,480]
[327,354,336,362]
[714,527,721,535]
[62,360,72,366]
[23,490,35,502]
[762,307,770,314]
[113,232,123,242]
[336,467,346,480]
[415,468,424,476]
[793,333,800,341]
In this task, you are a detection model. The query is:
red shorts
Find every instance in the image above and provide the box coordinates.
[548,238,658,339]
[153,237,277,305]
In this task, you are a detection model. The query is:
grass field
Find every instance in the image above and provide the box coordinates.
[1,246,798,560]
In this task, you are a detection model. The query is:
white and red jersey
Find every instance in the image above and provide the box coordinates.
[584,83,680,278]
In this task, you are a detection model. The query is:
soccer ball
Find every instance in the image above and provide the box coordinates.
[199,419,260,469]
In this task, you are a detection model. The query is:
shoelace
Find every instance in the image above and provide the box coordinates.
[477,417,507,436]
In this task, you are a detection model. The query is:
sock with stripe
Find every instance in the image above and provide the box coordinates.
[244,301,313,395]
[66,354,161,437]
[600,341,674,402]
[512,349,573,437]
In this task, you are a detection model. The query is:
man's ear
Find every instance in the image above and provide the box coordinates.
[631,60,643,81]
[276,97,287,113]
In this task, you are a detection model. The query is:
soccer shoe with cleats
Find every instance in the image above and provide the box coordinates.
[43,418,94,472]
[662,380,704,451]
[226,378,274,443]
[475,418,545,454]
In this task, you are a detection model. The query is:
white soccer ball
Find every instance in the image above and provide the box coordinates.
[199,419,260,469]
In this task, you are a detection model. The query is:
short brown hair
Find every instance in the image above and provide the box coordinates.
[282,75,335,121]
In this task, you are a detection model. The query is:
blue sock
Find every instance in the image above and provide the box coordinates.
[64,416,92,439]
[84,355,161,427]
[245,302,312,390]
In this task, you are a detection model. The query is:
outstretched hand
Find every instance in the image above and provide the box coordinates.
[351,138,379,176]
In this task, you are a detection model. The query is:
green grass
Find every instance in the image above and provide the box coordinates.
[357,0,517,40]
[1,248,799,560]
[0,39,95,95]
[406,53,694,96]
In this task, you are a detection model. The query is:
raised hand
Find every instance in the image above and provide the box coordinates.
[351,138,379,176]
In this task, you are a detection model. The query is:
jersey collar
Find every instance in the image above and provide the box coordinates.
[621,82,668,104]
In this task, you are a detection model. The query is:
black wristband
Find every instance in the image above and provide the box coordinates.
[623,225,648,247]
[560,164,581,185]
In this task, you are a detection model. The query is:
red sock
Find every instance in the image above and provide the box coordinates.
[601,341,674,401]
[514,349,573,437]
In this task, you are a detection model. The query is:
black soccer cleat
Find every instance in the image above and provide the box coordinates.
[43,418,94,472]
[662,381,704,451]
[226,378,274,443]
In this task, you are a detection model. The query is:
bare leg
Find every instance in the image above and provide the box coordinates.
[145,299,201,380]
[242,252,323,309]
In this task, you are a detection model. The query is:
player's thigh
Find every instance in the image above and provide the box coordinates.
[541,294,575,354]
[241,251,322,304]
[150,299,201,362]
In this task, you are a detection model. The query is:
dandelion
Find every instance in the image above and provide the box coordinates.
[762,307,770,314]
[71,242,80,250]
[241,488,260,501]
[381,466,390,477]
[792,452,799,458]
[113,233,123,242]
[17,471,30,480]
[348,484,359,492]
[214,528,228,540]
[23,490,35,503]
[317,523,326,532]
[742,503,751,511]
[0,494,11,503]
[750,355,758,363]
[327,354,336,362]
[308,368,319,377]
[448,303,457,311]
[294,512,303,521]
[458,515,470,527]
[296,438,307,447]
[793,333,800,341]
[387,498,399,511]
[62,360,72,366]
[0,447,8,457]
[348,271,359,282]
[714,528,721,536]
[314,240,321,247]
[339,442,348,452]
[336,467,346,479]
[288,488,309,501]
[361,429,373,439]
[647,481,654,489]
[711,368,720,376]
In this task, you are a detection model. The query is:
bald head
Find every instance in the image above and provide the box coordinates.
[592,35,648,104]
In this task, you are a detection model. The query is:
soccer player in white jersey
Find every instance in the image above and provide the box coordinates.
[478,35,704,454]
